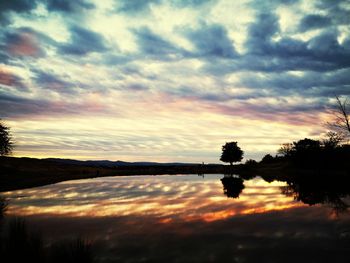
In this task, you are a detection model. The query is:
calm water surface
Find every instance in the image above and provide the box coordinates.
[3,174,350,262]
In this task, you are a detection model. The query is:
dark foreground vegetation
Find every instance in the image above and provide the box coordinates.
[253,133,350,178]
[0,199,94,263]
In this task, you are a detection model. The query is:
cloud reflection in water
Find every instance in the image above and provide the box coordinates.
[4,175,303,221]
[2,174,350,263]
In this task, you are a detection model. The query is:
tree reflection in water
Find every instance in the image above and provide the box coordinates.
[280,172,350,215]
[220,171,350,215]
[3,174,350,263]
[220,174,245,198]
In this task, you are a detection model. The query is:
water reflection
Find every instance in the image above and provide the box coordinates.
[221,174,244,198]
[2,175,301,221]
[280,173,350,215]
[2,174,350,263]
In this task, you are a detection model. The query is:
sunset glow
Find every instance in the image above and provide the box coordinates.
[1,0,349,162]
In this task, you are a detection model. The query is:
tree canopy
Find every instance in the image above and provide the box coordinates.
[220,141,243,165]
[277,136,350,169]
[0,120,13,156]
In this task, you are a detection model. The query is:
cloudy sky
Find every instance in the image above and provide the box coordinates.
[1,0,349,163]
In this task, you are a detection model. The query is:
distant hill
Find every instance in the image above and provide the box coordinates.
[0,156,237,192]
[44,158,199,167]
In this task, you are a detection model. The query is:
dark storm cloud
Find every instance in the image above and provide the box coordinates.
[186,24,238,58]
[0,0,38,25]
[130,23,238,61]
[132,27,184,58]
[169,5,350,120]
[32,69,76,93]
[118,65,158,81]
[246,13,304,58]
[0,27,47,59]
[201,11,350,76]
[0,91,109,118]
[262,0,299,5]
[248,13,279,48]
[239,69,350,97]
[249,0,300,13]
[1,0,349,124]
[116,0,161,13]
[197,66,350,102]
[116,0,216,14]
[0,0,37,13]
[201,52,348,77]
[46,0,94,13]
[247,11,349,62]
[103,55,131,65]
[0,52,11,64]
[58,26,108,55]
[316,0,350,24]
[298,14,332,32]
[126,83,149,91]
[166,85,265,103]
[210,100,330,125]
[199,92,264,102]
[0,0,95,25]
[0,70,27,91]
[0,93,52,118]
[171,0,216,7]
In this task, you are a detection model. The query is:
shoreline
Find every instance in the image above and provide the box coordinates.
[0,157,242,192]
[2,156,349,192]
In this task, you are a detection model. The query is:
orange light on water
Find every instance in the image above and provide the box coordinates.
[4,176,307,222]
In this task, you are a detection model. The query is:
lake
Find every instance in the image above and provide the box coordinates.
[2,174,350,262]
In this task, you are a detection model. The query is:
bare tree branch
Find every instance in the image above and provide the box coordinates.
[327,96,350,138]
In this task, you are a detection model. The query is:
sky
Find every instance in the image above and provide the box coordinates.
[1,0,350,163]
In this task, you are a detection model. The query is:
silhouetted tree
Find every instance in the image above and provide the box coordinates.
[293,138,321,152]
[0,120,13,156]
[328,96,350,138]
[277,136,350,169]
[261,154,274,163]
[322,131,343,149]
[220,141,243,165]
[277,143,294,157]
[291,138,321,167]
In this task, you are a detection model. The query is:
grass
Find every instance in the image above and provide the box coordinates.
[1,217,94,263]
